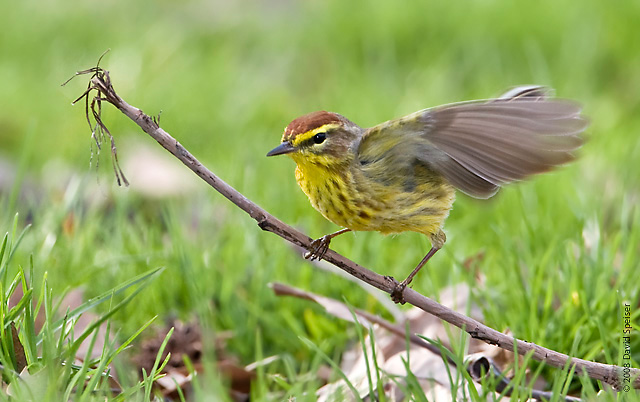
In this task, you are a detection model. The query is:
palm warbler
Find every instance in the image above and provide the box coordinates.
[267,86,587,303]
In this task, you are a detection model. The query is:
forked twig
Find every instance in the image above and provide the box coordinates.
[65,64,639,393]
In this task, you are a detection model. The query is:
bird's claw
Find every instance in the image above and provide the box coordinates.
[304,235,332,261]
[391,278,411,305]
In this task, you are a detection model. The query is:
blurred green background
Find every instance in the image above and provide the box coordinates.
[1,0,639,398]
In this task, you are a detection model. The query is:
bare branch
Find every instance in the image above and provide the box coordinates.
[67,66,640,392]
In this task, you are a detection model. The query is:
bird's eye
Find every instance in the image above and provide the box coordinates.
[313,132,327,144]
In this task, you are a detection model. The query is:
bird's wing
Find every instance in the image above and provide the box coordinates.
[357,86,588,199]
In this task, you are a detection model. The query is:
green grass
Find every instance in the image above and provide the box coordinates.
[0,217,168,400]
[1,0,640,400]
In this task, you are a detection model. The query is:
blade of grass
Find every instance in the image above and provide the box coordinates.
[67,268,164,360]
[43,266,164,344]
[0,217,30,283]
[348,305,375,399]
[300,337,362,401]
[104,316,157,368]
[64,328,99,400]
[143,327,174,401]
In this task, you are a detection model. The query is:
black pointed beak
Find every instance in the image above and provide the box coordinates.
[266,141,296,157]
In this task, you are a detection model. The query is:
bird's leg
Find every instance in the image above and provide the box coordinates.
[391,246,440,304]
[391,229,447,304]
[305,228,352,261]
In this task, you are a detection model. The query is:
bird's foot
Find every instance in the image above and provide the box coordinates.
[304,235,332,261]
[390,278,412,305]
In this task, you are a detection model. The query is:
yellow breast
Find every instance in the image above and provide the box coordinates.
[293,156,456,239]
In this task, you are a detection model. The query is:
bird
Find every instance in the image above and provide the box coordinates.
[267,86,588,303]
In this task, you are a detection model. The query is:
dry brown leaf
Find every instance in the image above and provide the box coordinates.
[219,360,254,395]
[133,319,202,374]
[155,369,191,394]
[10,323,27,373]
[131,318,254,401]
